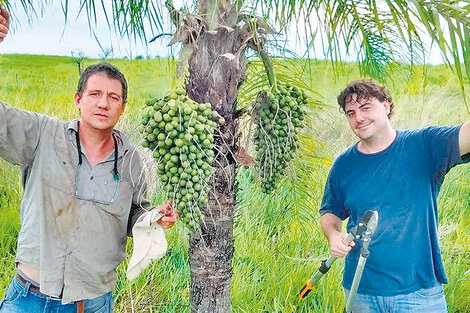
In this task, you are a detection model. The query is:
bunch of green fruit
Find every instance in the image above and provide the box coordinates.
[140,90,219,231]
[253,83,307,193]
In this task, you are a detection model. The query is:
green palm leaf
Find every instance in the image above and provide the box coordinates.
[5,0,470,92]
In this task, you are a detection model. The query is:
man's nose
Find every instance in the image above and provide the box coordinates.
[355,111,365,123]
[97,96,110,109]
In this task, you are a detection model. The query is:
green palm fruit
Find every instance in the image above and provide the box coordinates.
[141,90,222,231]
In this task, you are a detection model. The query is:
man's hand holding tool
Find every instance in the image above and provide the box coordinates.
[299,210,378,306]
[329,231,356,258]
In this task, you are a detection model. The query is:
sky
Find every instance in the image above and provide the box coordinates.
[0,1,176,59]
[0,1,446,64]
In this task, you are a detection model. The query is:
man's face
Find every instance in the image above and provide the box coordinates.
[74,73,125,133]
[344,94,391,142]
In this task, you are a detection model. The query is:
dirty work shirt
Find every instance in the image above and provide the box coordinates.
[0,101,152,304]
[320,125,469,296]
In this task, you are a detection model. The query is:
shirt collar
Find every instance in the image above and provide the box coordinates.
[67,118,131,158]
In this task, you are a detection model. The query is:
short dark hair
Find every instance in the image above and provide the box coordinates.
[337,78,393,118]
[77,62,128,103]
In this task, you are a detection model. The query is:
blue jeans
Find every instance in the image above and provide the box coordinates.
[0,276,114,313]
[344,285,447,313]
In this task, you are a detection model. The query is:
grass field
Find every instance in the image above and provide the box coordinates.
[0,54,468,312]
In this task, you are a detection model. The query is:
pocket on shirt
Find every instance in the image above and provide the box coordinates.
[73,165,133,217]
[94,179,133,218]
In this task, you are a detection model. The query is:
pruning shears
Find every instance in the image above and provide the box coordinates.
[299,210,379,312]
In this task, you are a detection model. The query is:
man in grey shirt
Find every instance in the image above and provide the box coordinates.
[0,8,177,313]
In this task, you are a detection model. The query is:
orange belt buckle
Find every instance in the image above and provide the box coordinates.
[77,300,84,313]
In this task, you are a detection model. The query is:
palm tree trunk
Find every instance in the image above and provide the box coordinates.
[186,26,248,312]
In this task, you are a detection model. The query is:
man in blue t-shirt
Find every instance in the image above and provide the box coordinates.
[320,78,470,312]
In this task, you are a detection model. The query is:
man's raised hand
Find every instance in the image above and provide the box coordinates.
[0,8,10,43]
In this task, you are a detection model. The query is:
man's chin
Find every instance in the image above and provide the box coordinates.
[90,122,115,132]
[355,131,372,142]
[355,127,373,140]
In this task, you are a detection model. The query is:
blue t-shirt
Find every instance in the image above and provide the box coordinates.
[320,125,469,296]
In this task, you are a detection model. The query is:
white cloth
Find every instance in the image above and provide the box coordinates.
[126,210,168,280]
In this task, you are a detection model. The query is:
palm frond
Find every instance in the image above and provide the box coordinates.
[1,0,49,24]
[405,1,470,107]
[4,0,470,108]
[320,1,426,83]
[258,0,470,99]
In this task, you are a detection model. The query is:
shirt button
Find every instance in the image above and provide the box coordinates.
[90,176,94,180]
[146,232,150,236]
[68,251,72,255]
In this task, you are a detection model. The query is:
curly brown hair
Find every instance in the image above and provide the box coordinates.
[337,78,394,118]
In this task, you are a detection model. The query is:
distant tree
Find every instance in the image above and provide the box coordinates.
[70,49,86,75]
[100,48,113,60]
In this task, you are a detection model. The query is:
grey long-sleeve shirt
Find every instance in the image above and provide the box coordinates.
[0,101,151,303]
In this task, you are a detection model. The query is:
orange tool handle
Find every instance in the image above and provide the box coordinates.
[299,279,314,300]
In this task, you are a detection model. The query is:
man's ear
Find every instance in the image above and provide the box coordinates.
[74,93,81,110]
[383,100,391,115]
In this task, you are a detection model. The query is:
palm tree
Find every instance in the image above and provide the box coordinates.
[4,1,470,312]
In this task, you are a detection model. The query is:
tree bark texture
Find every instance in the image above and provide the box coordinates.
[186,26,249,313]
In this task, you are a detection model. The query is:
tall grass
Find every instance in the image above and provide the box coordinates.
[0,54,468,312]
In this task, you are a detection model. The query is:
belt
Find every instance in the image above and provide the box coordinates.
[15,274,84,312]
[15,274,55,298]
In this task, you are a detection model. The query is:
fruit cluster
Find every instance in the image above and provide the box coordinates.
[140,90,218,231]
[253,83,307,193]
